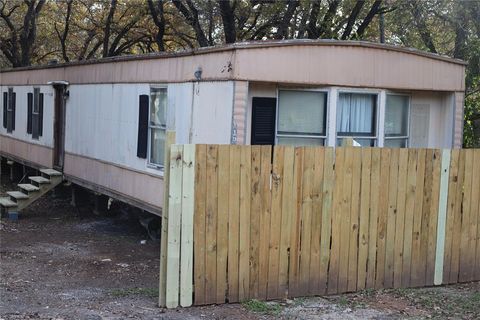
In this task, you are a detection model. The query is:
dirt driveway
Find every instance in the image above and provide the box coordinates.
[1,180,479,319]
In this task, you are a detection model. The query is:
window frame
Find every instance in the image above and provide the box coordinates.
[384,93,411,148]
[147,86,168,170]
[6,87,14,133]
[275,87,329,146]
[336,89,380,147]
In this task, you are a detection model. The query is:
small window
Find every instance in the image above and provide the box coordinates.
[385,94,410,148]
[33,88,40,114]
[336,92,377,146]
[277,90,327,146]
[148,87,167,167]
[5,88,16,133]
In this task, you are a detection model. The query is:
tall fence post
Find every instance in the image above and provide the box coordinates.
[434,149,451,285]
[159,131,176,307]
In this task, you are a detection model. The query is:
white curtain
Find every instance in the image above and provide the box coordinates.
[337,93,375,134]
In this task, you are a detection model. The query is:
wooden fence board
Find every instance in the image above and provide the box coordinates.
[385,148,399,289]
[475,150,480,281]
[357,148,371,290]
[227,145,241,302]
[401,149,417,287]
[258,146,272,300]
[267,146,285,299]
[193,145,207,304]
[238,146,251,301]
[426,149,441,286]
[319,148,334,294]
[393,149,408,288]
[165,145,184,308]
[328,147,345,294]
[205,145,218,303]
[309,147,324,294]
[216,145,230,303]
[366,148,380,289]
[278,146,295,298]
[467,150,480,281]
[459,149,474,282]
[249,146,262,298]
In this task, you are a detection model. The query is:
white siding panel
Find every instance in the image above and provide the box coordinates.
[168,83,193,144]
[191,81,234,144]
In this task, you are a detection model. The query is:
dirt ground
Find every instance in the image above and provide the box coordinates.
[1,176,479,320]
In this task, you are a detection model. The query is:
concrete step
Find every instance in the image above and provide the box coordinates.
[7,191,29,202]
[40,168,62,178]
[0,197,17,208]
[18,183,40,194]
[30,176,50,186]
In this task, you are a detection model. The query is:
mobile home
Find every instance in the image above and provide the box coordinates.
[0,40,466,215]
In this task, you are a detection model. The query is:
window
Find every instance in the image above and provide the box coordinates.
[277,90,327,146]
[3,88,16,133]
[148,87,167,167]
[385,94,410,147]
[336,92,377,146]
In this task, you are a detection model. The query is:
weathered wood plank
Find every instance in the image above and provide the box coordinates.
[401,149,417,287]
[238,146,251,301]
[475,150,480,281]
[227,145,241,302]
[205,145,219,303]
[319,147,334,294]
[180,145,195,307]
[459,149,474,282]
[216,145,230,304]
[165,145,184,308]
[426,149,441,286]
[366,148,380,289]
[249,146,262,298]
[159,131,176,307]
[258,146,272,300]
[267,146,285,299]
[384,148,399,289]
[357,148,371,290]
[193,145,207,304]
[467,149,480,281]
[393,149,408,288]
[347,148,361,292]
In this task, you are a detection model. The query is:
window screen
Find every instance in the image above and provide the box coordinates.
[385,94,409,148]
[149,88,167,166]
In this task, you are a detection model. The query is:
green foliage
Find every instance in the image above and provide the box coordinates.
[242,299,282,315]
[464,79,480,148]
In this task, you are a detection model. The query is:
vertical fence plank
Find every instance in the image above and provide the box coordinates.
[258,146,272,300]
[278,146,295,298]
[309,147,324,294]
[433,149,451,286]
[393,149,408,288]
[375,148,391,289]
[449,150,465,283]
[205,145,218,303]
[227,145,241,302]
[159,131,176,307]
[216,145,230,304]
[426,149,441,286]
[467,149,480,281]
[288,147,304,297]
[459,149,474,282]
[401,149,418,287]
[165,145,184,308]
[180,145,195,307]
[238,146,251,301]
[267,146,284,299]
[443,149,459,284]
[385,148,399,289]
[319,147,334,294]
[328,147,345,294]
[298,147,315,295]
[357,148,371,290]
[249,146,262,298]
[347,148,361,292]
[193,145,207,304]
[410,149,426,287]
[366,148,380,289]
[475,150,480,281]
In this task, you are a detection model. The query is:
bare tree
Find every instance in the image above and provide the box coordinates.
[147,0,166,51]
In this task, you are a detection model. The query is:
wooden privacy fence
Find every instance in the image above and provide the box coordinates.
[159,145,480,308]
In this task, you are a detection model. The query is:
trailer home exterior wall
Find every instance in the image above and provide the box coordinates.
[0,40,466,215]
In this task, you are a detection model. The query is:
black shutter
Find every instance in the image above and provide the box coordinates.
[11,92,15,131]
[27,92,33,134]
[137,94,149,159]
[39,93,44,136]
[251,97,277,145]
[2,92,6,128]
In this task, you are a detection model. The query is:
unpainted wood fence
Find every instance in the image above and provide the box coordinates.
[159,145,480,308]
